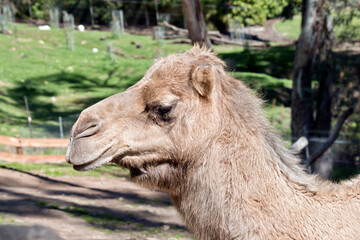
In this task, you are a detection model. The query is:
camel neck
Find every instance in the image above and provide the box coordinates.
[173,134,318,239]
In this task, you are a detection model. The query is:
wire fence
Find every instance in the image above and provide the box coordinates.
[0,114,77,156]
[19,115,78,139]
[307,137,360,166]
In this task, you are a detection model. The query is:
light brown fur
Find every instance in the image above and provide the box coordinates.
[67,46,360,240]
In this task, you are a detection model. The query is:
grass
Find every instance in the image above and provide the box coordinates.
[0,23,295,139]
[275,15,302,40]
[0,23,192,137]
[275,14,360,41]
[0,214,16,224]
[0,161,129,178]
[218,46,296,79]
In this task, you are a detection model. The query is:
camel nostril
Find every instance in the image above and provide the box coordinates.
[74,124,100,140]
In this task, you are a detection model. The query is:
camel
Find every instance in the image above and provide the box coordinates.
[66,46,360,240]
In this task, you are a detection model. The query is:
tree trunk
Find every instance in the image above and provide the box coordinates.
[88,0,95,27]
[291,0,336,177]
[181,0,211,49]
[313,13,334,135]
[291,0,318,142]
[292,0,334,142]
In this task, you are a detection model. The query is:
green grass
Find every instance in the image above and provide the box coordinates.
[0,23,296,139]
[0,161,129,178]
[0,23,192,137]
[1,20,359,141]
[275,15,302,40]
[0,23,302,141]
[218,46,296,79]
[275,14,360,41]
[233,72,292,103]
[0,214,16,224]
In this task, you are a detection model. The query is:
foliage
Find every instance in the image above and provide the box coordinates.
[10,0,124,24]
[330,0,360,41]
[31,0,47,19]
[228,0,301,26]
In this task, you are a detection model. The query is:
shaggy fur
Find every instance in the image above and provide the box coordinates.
[67,46,360,240]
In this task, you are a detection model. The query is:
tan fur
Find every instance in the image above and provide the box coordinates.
[67,45,360,240]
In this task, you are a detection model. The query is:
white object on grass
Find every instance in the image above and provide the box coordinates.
[78,25,85,32]
[38,25,51,30]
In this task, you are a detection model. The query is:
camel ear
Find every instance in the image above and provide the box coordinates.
[191,63,215,98]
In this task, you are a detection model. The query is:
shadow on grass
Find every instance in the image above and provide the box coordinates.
[2,69,141,130]
[233,72,292,106]
[218,45,296,79]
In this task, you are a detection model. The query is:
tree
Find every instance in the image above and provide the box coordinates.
[182,0,211,48]
[291,0,333,140]
[291,0,354,177]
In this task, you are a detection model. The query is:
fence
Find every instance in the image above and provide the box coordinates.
[18,115,78,139]
[0,135,68,163]
[0,114,77,163]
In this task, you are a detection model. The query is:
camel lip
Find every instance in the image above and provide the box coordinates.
[73,156,113,171]
[70,139,119,170]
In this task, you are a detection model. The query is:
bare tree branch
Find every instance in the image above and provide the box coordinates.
[307,107,354,166]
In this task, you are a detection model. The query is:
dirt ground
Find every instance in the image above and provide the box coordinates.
[0,167,194,240]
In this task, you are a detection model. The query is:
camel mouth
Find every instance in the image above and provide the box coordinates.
[111,155,174,179]
[69,139,121,171]
[110,157,148,177]
[73,156,113,171]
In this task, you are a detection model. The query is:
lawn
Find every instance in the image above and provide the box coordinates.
[275,15,301,40]
[275,14,360,41]
[0,24,192,137]
[0,23,294,139]
[0,161,129,178]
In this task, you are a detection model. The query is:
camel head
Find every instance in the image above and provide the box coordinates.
[66,46,236,192]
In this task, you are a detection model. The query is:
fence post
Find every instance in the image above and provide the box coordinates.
[16,136,23,155]
[24,95,33,138]
[59,116,64,139]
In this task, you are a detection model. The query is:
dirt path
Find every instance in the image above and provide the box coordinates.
[0,167,193,240]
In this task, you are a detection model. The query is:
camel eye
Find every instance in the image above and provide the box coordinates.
[155,105,172,116]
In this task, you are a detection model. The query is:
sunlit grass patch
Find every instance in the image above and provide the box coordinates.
[275,15,301,40]
[0,161,129,178]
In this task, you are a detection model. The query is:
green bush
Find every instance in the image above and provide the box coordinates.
[229,0,301,26]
